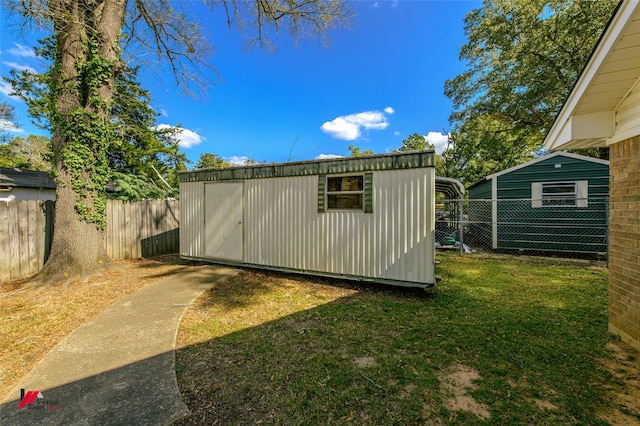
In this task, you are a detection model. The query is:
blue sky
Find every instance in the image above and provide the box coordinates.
[0,1,479,167]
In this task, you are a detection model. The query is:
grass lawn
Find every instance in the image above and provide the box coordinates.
[175,252,640,425]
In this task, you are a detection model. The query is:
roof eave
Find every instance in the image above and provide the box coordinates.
[545,0,639,151]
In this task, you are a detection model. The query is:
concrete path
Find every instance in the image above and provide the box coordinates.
[0,265,239,426]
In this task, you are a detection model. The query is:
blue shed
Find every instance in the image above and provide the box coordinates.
[467,152,609,255]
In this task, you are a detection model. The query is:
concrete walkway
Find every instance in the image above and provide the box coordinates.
[0,265,239,426]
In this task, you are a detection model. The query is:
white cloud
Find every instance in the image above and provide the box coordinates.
[393,131,401,136]
[227,156,250,166]
[321,117,360,141]
[384,106,395,114]
[7,43,36,58]
[426,131,449,154]
[321,110,390,141]
[155,124,204,149]
[315,154,342,160]
[0,119,24,133]
[2,61,37,74]
[0,80,20,101]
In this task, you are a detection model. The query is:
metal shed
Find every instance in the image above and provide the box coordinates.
[467,152,609,254]
[179,151,436,288]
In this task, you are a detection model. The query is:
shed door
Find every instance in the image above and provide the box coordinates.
[204,182,244,262]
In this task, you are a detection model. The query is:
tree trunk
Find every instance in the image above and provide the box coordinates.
[32,0,127,285]
[36,178,110,283]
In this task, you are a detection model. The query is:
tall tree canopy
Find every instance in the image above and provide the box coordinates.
[348,144,375,157]
[196,153,230,170]
[398,132,434,152]
[0,101,17,145]
[444,0,617,185]
[3,0,353,283]
[0,135,52,171]
[9,55,188,195]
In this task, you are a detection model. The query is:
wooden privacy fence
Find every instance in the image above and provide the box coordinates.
[0,200,54,281]
[0,199,180,282]
[105,199,180,259]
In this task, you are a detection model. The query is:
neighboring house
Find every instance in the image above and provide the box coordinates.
[467,152,609,255]
[544,0,640,350]
[0,168,57,202]
[180,151,437,288]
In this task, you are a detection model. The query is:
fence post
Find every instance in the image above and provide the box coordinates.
[459,198,464,255]
[605,196,609,267]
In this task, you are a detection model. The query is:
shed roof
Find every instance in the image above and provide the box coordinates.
[468,152,609,189]
[545,0,640,150]
[180,150,435,183]
[0,168,57,190]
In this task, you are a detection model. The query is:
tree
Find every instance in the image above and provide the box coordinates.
[348,144,374,157]
[108,66,189,195]
[9,39,189,197]
[399,132,434,152]
[4,0,352,284]
[444,0,617,185]
[0,101,16,145]
[108,172,177,201]
[0,135,52,171]
[438,116,537,185]
[196,153,230,169]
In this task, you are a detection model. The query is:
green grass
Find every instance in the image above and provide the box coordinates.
[175,252,628,425]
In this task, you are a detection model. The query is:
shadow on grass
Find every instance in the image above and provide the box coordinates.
[172,256,621,425]
[1,255,625,426]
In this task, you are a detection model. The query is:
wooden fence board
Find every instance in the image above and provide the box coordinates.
[9,202,20,279]
[1,199,180,282]
[104,199,180,261]
[0,203,8,281]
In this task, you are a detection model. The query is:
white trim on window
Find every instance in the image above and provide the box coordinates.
[326,174,365,211]
[531,181,589,208]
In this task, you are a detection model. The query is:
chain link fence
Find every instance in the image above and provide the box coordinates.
[436,197,609,258]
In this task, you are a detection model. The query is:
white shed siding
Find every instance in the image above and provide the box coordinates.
[179,181,204,258]
[240,168,434,284]
[615,80,640,142]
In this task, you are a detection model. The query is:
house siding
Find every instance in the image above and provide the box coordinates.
[608,136,640,351]
[615,80,640,143]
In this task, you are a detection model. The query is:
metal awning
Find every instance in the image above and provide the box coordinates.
[435,176,464,199]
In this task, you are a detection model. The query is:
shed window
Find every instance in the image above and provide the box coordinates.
[531,181,588,208]
[327,175,364,210]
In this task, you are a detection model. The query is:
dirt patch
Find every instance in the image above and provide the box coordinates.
[533,398,558,411]
[438,364,491,420]
[598,340,640,425]
[354,356,377,369]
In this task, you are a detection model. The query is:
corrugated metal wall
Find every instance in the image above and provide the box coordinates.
[181,168,435,286]
[180,181,204,258]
